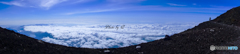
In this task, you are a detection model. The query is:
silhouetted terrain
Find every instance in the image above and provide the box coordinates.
[213,6,240,26]
[0,27,103,54]
[98,21,240,54]
[1,6,240,54]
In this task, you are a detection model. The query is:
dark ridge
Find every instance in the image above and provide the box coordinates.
[97,21,240,54]
[213,6,240,26]
[97,6,240,54]
[1,6,240,54]
[0,27,103,54]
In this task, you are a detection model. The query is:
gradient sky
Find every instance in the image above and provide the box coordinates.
[0,0,239,25]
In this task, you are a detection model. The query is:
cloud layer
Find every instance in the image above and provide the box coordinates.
[167,3,186,6]
[23,23,198,48]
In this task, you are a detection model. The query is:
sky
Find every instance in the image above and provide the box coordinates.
[0,0,239,25]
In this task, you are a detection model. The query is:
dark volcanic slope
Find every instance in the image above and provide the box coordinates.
[1,6,240,54]
[213,6,240,26]
[98,21,240,54]
[98,6,240,54]
[0,27,103,54]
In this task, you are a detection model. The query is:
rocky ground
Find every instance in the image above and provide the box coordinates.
[213,6,240,26]
[1,6,240,54]
[0,27,103,54]
[97,21,240,54]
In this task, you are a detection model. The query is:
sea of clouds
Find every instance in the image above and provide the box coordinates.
[22,23,198,48]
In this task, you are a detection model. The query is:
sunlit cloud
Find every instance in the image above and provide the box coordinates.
[0,1,24,7]
[106,0,145,4]
[167,3,186,6]
[39,0,67,10]
[0,0,93,10]
[64,8,125,15]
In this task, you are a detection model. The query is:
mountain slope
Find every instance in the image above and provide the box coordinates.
[98,6,240,54]
[0,27,103,54]
[213,6,240,26]
[97,21,240,54]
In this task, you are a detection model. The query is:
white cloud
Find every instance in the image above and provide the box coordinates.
[0,0,91,10]
[167,3,186,6]
[64,8,124,15]
[24,23,198,48]
[1,0,140,10]
[42,37,68,46]
[0,0,66,9]
[106,0,145,3]
[126,5,232,13]
[72,0,95,4]
[0,1,24,7]
[39,0,67,10]
[62,5,233,15]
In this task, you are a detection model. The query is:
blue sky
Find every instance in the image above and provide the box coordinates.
[0,0,239,25]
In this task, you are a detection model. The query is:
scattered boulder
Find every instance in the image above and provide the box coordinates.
[136,46,141,49]
[38,40,43,43]
[210,29,214,32]
[104,50,110,52]
[104,50,110,53]
[164,35,171,41]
